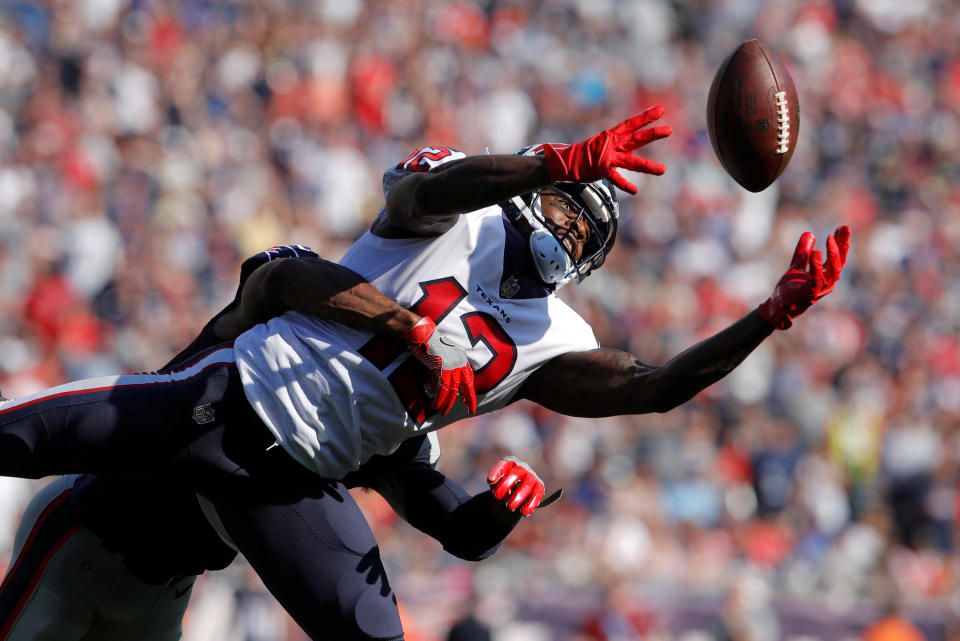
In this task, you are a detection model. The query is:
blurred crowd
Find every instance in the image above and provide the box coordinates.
[0,0,958,639]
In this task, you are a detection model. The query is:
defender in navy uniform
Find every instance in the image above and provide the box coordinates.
[0,246,549,640]
[0,109,850,640]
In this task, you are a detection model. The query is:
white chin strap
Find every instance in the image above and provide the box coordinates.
[510,195,575,287]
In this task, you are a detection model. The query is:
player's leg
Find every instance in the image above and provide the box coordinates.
[0,348,237,480]
[0,476,93,641]
[208,483,405,641]
[76,576,195,641]
[1,476,198,641]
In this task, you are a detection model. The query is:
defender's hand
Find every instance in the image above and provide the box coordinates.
[759,225,851,330]
[487,456,546,516]
[541,106,672,195]
[402,317,477,415]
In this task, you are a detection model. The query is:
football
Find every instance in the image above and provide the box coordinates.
[706,39,799,192]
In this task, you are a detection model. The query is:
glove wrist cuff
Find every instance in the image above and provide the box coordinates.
[401,316,434,344]
[542,144,571,182]
[758,298,792,330]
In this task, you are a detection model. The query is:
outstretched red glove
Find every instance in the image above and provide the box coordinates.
[541,106,672,195]
[487,456,546,516]
[759,225,851,330]
[402,317,477,415]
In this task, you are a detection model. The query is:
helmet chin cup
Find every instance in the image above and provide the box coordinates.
[509,194,578,288]
[528,228,574,285]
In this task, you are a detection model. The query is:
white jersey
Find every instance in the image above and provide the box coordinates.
[234,147,598,479]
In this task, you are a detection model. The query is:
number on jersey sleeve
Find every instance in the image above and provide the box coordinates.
[381,147,468,200]
[396,147,466,172]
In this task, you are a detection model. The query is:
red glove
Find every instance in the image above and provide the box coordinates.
[487,456,546,516]
[402,317,477,415]
[541,106,672,195]
[759,225,851,330]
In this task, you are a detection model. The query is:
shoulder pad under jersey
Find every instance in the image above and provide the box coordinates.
[238,244,319,284]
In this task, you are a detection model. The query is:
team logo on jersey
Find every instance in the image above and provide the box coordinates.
[74,560,95,581]
[192,404,216,425]
[500,276,519,299]
[477,284,512,323]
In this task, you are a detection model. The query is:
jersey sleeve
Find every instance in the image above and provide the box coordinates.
[380,146,467,200]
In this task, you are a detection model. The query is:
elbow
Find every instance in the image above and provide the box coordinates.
[409,178,435,214]
[239,260,288,322]
[652,397,683,414]
[649,384,682,413]
[649,386,696,414]
[443,542,501,562]
[636,374,692,414]
[388,173,433,220]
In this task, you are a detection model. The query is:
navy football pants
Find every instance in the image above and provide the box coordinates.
[0,346,404,641]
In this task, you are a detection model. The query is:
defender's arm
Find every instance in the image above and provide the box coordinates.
[358,462,524,562]
[216,257,420,338]
[215,256,477,415]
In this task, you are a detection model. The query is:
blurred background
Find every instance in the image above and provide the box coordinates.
[0,0,957,639]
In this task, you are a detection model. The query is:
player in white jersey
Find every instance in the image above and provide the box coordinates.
[0,107,851,640]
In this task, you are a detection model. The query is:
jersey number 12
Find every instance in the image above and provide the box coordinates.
[359,277,517,425]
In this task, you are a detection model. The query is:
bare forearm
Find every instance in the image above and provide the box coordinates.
[218,258,420,339]
[520,310,774,416]
[300,280,421,336]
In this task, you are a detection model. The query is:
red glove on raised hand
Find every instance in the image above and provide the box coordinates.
[541,106,672,195]
[402,317,477,415]
[759,225,851,330]
[487,456,546,516]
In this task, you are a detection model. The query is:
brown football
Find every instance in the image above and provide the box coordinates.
[707,39,799,192]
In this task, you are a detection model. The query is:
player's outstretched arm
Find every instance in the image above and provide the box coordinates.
[380,107,671,237]
[381,154,552,236]
[518,311,773,416]
[519,227,850,417]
